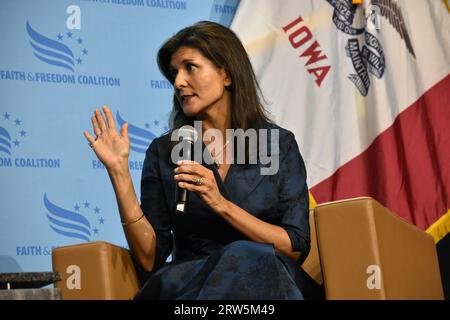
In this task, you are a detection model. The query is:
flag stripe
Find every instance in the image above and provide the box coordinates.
[427,210,450,244]
[311,73,450,230]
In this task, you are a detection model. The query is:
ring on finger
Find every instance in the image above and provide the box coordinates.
[193,176,204,186]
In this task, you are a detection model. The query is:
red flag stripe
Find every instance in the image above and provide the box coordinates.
[311,73,450,231]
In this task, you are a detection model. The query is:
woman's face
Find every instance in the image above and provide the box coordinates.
[170,46,231,118]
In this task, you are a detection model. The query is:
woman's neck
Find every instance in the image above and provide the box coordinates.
[198,94,232,141]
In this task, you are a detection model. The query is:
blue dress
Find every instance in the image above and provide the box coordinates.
[134,122,319,300]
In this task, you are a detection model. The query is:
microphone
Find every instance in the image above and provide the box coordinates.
[173,125,198,213]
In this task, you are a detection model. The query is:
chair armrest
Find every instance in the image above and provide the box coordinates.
[315,197,444,299]
[301,209,323,285]
[52,241,140,300]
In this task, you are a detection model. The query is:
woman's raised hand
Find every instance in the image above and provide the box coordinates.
[84,106,130,172]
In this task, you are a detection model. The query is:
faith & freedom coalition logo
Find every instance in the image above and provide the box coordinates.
[26,19,87,73]
[44,193,105,242]
[14,194,118,257]
[14,193,107,257]
[0,113,25,157]
[0,111,61,169]
[0,5,120,87]
[116,112,158,154]
[91,110,168,171]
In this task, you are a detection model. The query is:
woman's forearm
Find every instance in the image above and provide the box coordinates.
[215,200,301,261]
[108,166,157,272]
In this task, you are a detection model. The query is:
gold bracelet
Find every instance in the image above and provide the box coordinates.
[121,213,145,226]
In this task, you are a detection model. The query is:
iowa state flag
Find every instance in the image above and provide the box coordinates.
[232,0,450,295]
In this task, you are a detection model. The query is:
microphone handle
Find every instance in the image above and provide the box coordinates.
[176,140,193,213]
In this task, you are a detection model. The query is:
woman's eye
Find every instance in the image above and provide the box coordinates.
[187,64,197,72]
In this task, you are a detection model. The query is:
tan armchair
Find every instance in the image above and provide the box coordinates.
[302,197,443,299]
[52,197,444,300]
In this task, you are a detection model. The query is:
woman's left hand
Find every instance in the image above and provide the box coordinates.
[174,160,226,213]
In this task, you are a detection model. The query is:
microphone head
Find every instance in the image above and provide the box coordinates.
[175,125,198,143]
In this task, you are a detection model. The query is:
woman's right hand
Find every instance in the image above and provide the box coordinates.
[84,105,130,172]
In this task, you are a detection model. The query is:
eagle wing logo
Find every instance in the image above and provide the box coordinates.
[372,0,416,58]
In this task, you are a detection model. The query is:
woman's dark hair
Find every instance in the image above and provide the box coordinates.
[157,21,271,132]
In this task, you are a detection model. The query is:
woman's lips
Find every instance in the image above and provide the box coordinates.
[182,95,195,104]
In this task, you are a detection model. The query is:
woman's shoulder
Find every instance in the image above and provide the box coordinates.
[259,121,297,149]
[145,131,173,156]
[153,131,173,145]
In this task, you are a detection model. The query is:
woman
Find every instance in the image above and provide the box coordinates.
[84,21,318,299]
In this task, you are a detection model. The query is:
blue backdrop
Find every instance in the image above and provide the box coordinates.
[0,0,239,272]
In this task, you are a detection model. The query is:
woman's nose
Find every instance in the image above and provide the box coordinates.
[174,71,187,89]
